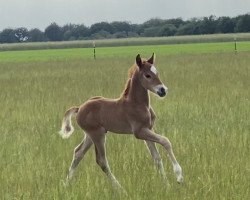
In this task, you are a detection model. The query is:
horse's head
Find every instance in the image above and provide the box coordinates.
[136,53,168,97]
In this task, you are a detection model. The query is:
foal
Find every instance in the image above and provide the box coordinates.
[59,53,183,189]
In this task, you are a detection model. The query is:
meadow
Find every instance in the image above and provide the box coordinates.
[0,41,249,199]
[1,32,250,52]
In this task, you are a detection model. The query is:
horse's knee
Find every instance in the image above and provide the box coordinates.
[74,148,84,160]
[96,158,108,172]
[96,156,102,166]
[74,142,84,158]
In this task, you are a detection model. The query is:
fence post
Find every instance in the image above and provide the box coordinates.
[93,41,96,60]
[234,37,237,53]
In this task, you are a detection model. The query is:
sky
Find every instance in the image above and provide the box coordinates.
[0,0,249,30]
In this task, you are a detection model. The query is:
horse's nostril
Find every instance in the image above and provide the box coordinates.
[160,87,165,93]
[157,87,166,97]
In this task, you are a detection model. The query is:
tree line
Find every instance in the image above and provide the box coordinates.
[0,14,250,43]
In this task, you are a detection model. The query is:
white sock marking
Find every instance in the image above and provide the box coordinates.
[173,163,183,183]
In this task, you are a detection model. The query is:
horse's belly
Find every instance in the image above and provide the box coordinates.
[103,119,132,134]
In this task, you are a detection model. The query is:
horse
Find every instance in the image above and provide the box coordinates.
[59,53,183,191]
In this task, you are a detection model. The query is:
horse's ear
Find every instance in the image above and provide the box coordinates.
[136,54,142,68]
[147,53,155,64]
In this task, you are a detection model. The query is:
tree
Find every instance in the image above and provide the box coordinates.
[187,18,202,35]
[141,18,181,36]
[166,18,184,28]
[111,21,131,33]
[90,22,114,34]
[72,24,90,39]
[61,24,74,40]
[131,24,143,35]
[14,27,29,42]
[113,31,127,38]
[28,28,45,42]
[127,31,139,37]
[62,30,73,41]
[236,14,250,32]
[176,23,195,35]
[158,24,177,36]
[44,23,62,41]
[216,17,235,33]
[91,30,111,39]
[143,26,160,37]
[0,28,18,43]
[199,16,217,34]
[1,13,250,43]
[142,18,166,28]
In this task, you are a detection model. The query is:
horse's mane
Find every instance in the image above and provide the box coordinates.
[121,59,148,98]
[128,63,137,79]
[121,63,138,98]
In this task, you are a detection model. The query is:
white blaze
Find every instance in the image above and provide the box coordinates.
[150,65,157,75]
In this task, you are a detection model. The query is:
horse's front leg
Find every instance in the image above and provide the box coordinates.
[149,107,156,129]
[135,128,183,183]
[145,140,166,179]
[145,107,166,179]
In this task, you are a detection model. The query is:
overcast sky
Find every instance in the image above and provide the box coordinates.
[0,0,249,30]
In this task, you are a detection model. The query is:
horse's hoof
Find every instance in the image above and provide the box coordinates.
[177,175,184,184]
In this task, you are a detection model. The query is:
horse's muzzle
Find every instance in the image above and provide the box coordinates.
[157,87,167,97]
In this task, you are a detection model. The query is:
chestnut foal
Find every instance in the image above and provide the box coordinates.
[59,53,183,190]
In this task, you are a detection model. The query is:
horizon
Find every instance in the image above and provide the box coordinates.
[0,13,249,31]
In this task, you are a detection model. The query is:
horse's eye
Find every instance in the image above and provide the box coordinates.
[145,74,151,79]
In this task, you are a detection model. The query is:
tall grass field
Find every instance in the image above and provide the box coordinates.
[0,42,249,199]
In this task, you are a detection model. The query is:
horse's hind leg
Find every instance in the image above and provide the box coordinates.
[145,140,166,179]
[66,134,93,183]
[90,128,125,192]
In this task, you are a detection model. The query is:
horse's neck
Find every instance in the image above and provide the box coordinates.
[127,72,149,106]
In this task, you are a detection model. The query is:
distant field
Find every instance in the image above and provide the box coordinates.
[0,41,250,63]
[0,43,249,199]
[0,32,250,51]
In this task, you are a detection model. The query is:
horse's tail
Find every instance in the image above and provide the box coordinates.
[59,107,79,139]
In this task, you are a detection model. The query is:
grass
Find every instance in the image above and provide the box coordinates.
[0,41,250,63]
[0,33,250,51]
[0,42,249,199]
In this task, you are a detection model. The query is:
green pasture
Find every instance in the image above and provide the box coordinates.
[0,41,250,63]
[1,33,250,52]
[0,42,249,199]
